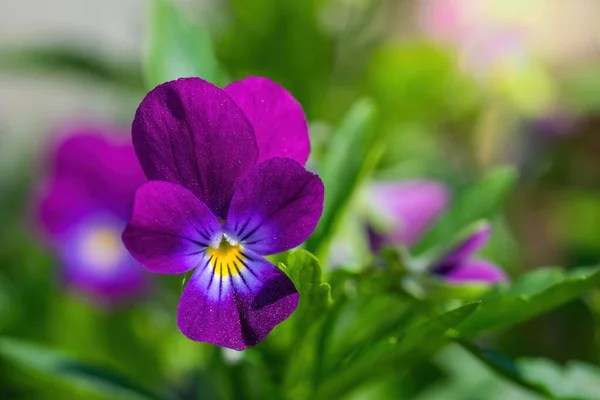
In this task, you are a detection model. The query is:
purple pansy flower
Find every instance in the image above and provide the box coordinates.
[430,223,508,284]
[35,125,149,305]
[367,180,507,284]
[122,77,324,350]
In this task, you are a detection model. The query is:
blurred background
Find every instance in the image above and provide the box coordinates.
[1,0,600,399]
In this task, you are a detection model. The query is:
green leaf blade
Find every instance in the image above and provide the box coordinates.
[144,0,225,89]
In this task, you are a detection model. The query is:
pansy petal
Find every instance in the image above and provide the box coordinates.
[435,258,509,285]
[440,223,492,266]
[51,128,146,217]
[132,78,258,219]
[224,158,324,255]
[224,77,310,165]
[368,180,449,247]
[122,181,221,274]
[36,177,100,239]
[177,250,298,350]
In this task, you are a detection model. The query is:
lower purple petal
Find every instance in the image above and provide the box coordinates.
[177,250,298,350]
[122,181,221,274]
[224,158,324,255]
[59,216,150,304]
[435,258,509,285]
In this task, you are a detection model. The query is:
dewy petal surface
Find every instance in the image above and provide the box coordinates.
[224,158,324,255]
[177,249,298,350]
[224,77,310,165]
[132,78,258,219]
[368,180,449,247]
[123,181,221,274]
[435,258,509,284]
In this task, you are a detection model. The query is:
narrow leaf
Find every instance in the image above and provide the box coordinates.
[306,99,378,254]
[144,0,225,89]
[414,166,517,255]
[0,337,170,400]
[457,267,600,336]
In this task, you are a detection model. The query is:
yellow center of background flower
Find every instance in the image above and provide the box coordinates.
[206,237,244,277]
[81,226,124,271]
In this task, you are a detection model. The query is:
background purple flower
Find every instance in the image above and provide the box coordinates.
[431,223,508,284]
[368,180,450,249]
[35,124,149,305]
[367,181,507,285]
[123,77,324,350]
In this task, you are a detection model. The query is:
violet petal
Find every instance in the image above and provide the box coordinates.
[132,78,258,219]
[440,223,492,267]
[51,130,146,218]
[436,258,509,285]
[122,181,221,274]
[368,180,449,247]
[177,250,298,350]
[224,158,324,255]
[225,77,310,166]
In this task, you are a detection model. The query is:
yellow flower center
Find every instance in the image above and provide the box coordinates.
[206,235,244,277]
[81,226,124,271]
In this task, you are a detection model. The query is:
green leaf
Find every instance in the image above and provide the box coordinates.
[144,0,225,89]
[457,267,600,336]
[0,337,170,400]
[460,340,600,400]
[0,45,143,90]
[413,166,518,255]
[314,302,480,399]
[457,340,549,397]
[284,249,331,312]
[305,99,378,255]
[518,358,600,400]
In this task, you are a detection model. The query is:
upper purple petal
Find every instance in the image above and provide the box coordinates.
[122,181,221,274]
[36,177,99,239]
[440,223,492,266]
[51,128,146,216]
[368,180,450,247]
[435,258,509,285]
[177,249,298,350]
[224,158,324,255]
[224,77,310,166]
[35,129,145,238]
[132,78,259,219]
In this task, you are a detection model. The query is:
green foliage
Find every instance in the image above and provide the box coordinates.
[0,337,170,400]
[0,45,143,91]
[461,340,600,400]
[313,302,480,399]
[218,0,334,116]
[414,166,518,256]
[457,267,600,336]
[365,43,479,124]
[305,99,379,257]
[144,0,225,89]
[284,250,332,312]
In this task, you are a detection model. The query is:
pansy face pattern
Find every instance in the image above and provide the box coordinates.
[123,77,324,350]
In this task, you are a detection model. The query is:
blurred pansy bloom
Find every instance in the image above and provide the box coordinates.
[339,180,507,285]
[428,223,508,284]
[123,77,324,350]
[35,126,149,305]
